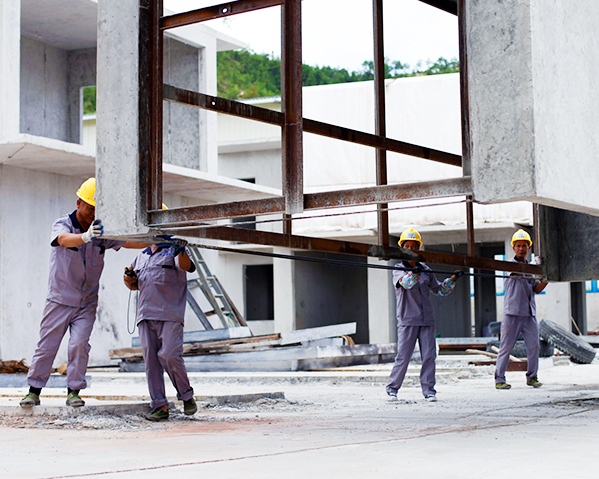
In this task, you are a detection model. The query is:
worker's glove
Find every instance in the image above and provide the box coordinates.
[172,238,188,257]
[452,270,464,281]
[81,219,103,243]
[410,265,422,275]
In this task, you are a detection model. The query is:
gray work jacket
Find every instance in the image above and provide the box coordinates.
[47,211,125,308]
[503,257,540,317]
[393,262,443,326]
[131,246,196,324]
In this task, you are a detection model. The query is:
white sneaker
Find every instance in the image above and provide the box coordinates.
[387,390,397,399]
[425,394,437,402]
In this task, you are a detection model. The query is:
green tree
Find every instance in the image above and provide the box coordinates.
[83,86,96,114]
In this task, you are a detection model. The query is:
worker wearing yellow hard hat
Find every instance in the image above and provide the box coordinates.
[21,178,146,409]
[495,229,547,391]
[387,228,463,402]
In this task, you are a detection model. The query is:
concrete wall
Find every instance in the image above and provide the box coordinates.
[0,166,140,364]
[0,0,20,138]
[163,37,200,170]
[20,36,69,142]
[293,252,369,344]
[67,48,96,145]
[218,149,282,189]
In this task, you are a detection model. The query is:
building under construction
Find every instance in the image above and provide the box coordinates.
[1,0,599,366]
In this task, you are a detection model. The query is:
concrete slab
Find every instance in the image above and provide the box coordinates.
[0,359,597,478]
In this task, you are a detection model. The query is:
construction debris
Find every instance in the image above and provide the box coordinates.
[0,359,29,374]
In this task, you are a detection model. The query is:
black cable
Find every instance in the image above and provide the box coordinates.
[126,289,137,335]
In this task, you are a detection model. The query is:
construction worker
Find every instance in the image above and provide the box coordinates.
[123,227,197,421]
[495,229,548,390]
[20,178,146,408]
[386,228,463,402]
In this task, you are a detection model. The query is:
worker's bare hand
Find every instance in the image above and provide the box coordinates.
[123,274,138,290]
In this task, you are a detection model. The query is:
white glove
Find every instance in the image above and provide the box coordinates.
[81,220,103,243]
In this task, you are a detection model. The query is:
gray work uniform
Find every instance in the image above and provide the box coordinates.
[495,257,541,383]
[387,262,450,398]
[27,212,125,390]
[131,246,196,409]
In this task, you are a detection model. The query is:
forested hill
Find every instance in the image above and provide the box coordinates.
[217,49,459,100]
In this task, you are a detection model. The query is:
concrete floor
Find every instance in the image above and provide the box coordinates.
[0,358,598,478]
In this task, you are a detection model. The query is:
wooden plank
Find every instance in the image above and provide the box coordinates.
[280,323,357,345]
[111,333,282,360]
[131,326,252,347]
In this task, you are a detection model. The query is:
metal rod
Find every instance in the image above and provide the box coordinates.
[163,85,462,167]
[281,0,304,214]
[373,0,389,247]
[161,0,284,30]
[466,195,475,256]
[533,203,542,261]
[283,213,292,235]
[148,177,472,225]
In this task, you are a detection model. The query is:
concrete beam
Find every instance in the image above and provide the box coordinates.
[468,0,599,216]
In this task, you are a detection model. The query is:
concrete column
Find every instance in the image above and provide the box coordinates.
[95,0,149,236]
[0,0,20,138]
[198,39,218,174]
[367,257,394,344]
[273,248,295,333]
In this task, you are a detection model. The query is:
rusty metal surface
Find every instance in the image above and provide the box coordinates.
[373,0,389,247]
[457,0,470,176]
[155,225,543,275]
[466,196,474,256]
[163,85,462,167]
[149,0,163,211]
[148,177,472,225]
[161,0,284,30]
[281,0,304,214]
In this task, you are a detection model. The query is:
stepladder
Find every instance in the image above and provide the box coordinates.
[186,246,248,331]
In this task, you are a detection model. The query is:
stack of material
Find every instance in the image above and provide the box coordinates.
[109,323,397,372]
[0,359,29,374]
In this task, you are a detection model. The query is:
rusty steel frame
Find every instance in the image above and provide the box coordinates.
[139,0,538,274]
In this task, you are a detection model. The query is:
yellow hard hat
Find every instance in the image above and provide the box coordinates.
[76,177,96,207]
[511,229,532,247]
[399,228,422,248]
[162,203,168,209]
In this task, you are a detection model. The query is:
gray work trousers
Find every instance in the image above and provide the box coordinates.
[27,300,96,390]
[387,324,436,397]
[495,314,540,383]
[138,320,194,409]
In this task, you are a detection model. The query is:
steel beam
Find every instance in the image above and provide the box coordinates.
[373,0,389,247]
[161,0,284,30]
[163,85,462,167]
[148,177,472,225]
[157,225,543,275]
[281,0,304,214]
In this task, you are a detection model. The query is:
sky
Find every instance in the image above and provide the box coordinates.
[165,0,459,73]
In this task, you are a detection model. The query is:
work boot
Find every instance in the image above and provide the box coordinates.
[527,378,543,388]
[183,397,197,416]
[145,407,169,421]
[66,390,85,407]
[495,382,512,390]
[20,392,40,408]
